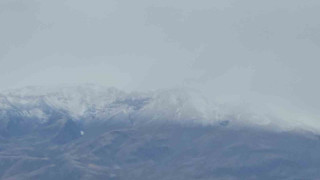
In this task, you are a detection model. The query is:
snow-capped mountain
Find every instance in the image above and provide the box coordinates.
[1,85,320,180]
[0,85,221,127]
[0,85,317,133]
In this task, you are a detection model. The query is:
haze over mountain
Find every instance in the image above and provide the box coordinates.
[1,0,320,179]
[0,85,319,133]
[2,0,320,117]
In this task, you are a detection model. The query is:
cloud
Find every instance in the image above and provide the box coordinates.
[1,0,320,124]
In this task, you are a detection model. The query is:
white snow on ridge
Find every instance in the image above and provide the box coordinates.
[0,85,320,133]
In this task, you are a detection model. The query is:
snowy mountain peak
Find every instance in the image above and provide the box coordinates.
[0,85,319,134]
[0,85,220,127]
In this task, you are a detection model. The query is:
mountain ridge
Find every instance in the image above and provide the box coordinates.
[1,85,320,179]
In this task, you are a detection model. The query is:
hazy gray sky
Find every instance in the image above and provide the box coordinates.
[1,0,320,116]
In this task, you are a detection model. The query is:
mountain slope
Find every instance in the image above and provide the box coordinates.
[0,85,320,180]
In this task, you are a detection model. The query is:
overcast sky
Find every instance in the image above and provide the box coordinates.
[1,0,320,118]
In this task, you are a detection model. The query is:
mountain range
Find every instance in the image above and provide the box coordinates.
[0,85,320,180]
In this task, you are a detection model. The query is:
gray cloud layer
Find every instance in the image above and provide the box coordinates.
[1,0,320,119]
